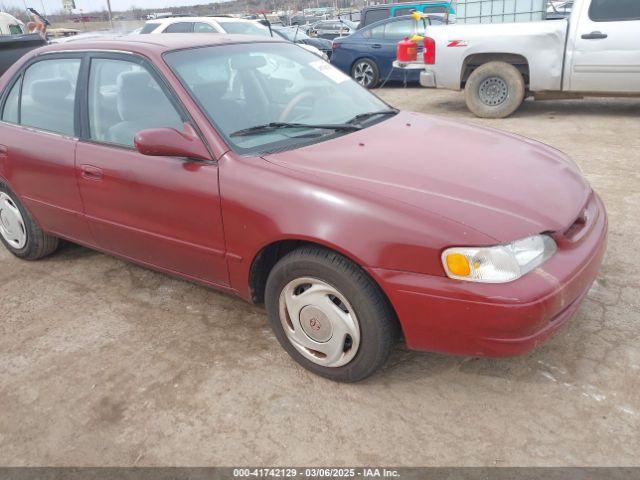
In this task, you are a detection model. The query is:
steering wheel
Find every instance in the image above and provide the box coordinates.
[279,91,316,122]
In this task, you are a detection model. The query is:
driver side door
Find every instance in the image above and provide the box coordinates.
[75,53,229,287]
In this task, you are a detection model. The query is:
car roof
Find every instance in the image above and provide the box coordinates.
[33,33,284,56]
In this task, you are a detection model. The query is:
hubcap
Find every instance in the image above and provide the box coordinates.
[0,192,27,249]
[354,62,374,87]
[278,277,361,368]
[478,76,508,106]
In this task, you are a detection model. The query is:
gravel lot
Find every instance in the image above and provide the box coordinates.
[1,87,639,466]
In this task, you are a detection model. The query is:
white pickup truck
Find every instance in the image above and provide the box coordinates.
[396,0,640,118]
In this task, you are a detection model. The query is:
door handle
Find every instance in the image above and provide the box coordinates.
[80,164,103,181]
[581,31,607,40]
[371,44,382,49]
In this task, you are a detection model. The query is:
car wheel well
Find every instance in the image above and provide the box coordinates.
[249,240,305,304]
[248,241,400,332]
[461,53,530,89]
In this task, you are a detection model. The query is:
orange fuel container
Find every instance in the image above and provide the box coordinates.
[396,36,417,62]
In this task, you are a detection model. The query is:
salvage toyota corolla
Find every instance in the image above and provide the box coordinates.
[0,35,607,382]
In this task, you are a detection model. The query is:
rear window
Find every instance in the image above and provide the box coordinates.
[220,21,271,36]
[589,0,640,21]
[139,22,160,34]
[363,8,389,26]
[9,24,24,34]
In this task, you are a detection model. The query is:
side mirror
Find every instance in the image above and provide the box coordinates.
[134,123,212,162]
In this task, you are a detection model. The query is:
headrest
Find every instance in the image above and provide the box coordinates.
[117,70,153,91]
[30,79,72,106]
[116,70,166,122]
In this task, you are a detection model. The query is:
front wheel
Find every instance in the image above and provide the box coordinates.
[351,58,380,89]
[265,246,398,382]
[464,61,525,118]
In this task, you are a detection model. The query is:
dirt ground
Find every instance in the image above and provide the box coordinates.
[1,88,639,467]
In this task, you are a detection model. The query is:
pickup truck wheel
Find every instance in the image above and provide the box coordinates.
[465,61,525,118]
[352,59,379,89]
[265,246,398,382]
[0,183,59,260]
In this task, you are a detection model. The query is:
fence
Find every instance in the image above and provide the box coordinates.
[452,0,547,23]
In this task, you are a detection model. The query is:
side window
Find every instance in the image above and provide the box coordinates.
[365,24,385,40]
[88,58,183,147]
[20,58,81,136]
[194,22,217,33]
[384,19,415,40]
[589,0,640,21]
[164,22,194,33]
[1,77,21,124]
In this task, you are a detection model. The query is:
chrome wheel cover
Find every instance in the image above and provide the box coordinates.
[354,62,374,87]
[478,76,509,106]
[278,277,361,368]
[0,192,27,249]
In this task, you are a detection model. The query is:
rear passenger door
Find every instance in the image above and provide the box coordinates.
[74,53,229,286]
[0,54,93,244]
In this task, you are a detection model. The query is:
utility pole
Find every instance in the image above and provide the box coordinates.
[106,0,114,30]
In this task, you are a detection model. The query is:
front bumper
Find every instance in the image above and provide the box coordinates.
[369,192,608,357]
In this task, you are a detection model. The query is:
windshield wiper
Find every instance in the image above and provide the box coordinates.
[230,122,361,137]
[346,109,399,125]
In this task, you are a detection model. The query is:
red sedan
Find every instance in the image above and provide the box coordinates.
[0,35,607,382]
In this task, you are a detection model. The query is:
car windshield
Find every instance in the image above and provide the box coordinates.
[165,43,392,155]
[220,21,272,37]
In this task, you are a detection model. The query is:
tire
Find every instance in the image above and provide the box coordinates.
[265,246,398,382]
[351,58,380,89]
[0,183,58,260]
[464,61,525,118]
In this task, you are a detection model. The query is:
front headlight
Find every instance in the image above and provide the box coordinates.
[441,234,557,283]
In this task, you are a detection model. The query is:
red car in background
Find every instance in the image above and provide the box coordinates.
[0,35,607,382]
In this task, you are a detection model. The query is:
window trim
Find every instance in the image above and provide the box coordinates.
[78,51,215,161]
[0,52,86,138]
[588,0,640,22]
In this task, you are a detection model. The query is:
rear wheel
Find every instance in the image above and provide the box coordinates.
[0,184,58,260]
[351,58,380,89]
[464,61,525,118]
[265,246,398,382]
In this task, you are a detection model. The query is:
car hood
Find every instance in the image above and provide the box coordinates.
[263,111,590,243]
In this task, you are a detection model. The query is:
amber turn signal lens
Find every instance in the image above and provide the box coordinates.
[445,253,471,277]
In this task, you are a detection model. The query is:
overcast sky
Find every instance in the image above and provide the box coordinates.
[1,0,218,13]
